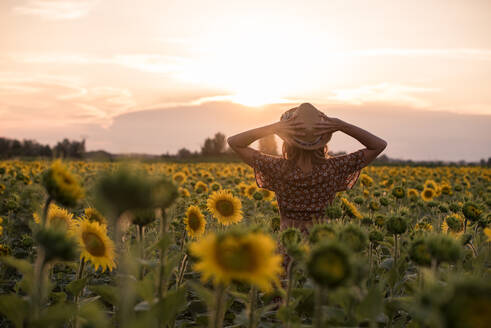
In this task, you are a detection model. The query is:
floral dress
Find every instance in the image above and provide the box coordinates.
[252,149,368,235]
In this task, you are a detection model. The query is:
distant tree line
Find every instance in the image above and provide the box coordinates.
[0,137,86,159]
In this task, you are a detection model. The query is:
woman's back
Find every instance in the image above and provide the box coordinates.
[251,148,368,233]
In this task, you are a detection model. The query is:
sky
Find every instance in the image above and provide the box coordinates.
[1,0,490,161]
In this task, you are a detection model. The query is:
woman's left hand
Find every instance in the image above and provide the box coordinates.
[312,113,344,136]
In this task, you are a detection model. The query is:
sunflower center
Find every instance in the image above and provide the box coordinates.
[215,200,235,217]
[424,190,433,197]
[187,213,202,231]
[216,239,257,272]
[82,232,106,257]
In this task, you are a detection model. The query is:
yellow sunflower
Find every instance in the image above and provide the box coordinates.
[207,190,243,225]
[194,181,209,194]
[82,207,107,225]
[236,182,248,196]
[341,197,362,219]
[33,203,74,231]
[259,188,275,201]
[441,213,468,238]
[178,187,191,198]
[189,231,283,292]
[484,227,491,243]
[407,188,419,199]
[420,188,435,202]
[72,219,116,272]
[184,205,206,239]
[245,184,258,200]
[172,172,187,185]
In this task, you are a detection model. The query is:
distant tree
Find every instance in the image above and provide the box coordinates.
[54,138,85,158]
[259,135,278,155]
[201,132,227,156]
[177,148,192,158]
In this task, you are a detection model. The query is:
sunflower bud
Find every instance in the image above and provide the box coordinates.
[409,238,431,267]
[462,201,483,222]
[391,186,405,199]
[35,228,78,263]
[130,208,157,227]
[309,224,336,245]
[307,241,351,288]
[325,204,342,220]
[42,160,84,207]
[338,224,368,252]
[441,279,491,328]
[368,230,384,245]
[427,234,462,264]
[386,216,408,235]
[280,227,302,249]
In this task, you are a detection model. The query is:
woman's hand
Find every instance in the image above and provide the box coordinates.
[312,112,345,136]
[271,114,307,139]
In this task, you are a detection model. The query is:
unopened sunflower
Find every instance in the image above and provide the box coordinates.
[184,205,206,238]
[72,219,116,272]
[207,190,243,225]
[189,231,283,292]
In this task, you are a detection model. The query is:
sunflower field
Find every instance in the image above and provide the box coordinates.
[0,159,489,328]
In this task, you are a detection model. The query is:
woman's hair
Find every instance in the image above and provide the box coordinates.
[281,136,333,164]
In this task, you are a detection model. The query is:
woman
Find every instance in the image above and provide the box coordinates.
[227,103,387,234]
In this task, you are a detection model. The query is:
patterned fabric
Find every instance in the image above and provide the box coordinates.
[252,149,367,234]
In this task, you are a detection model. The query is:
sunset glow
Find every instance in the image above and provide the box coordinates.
[0,0,490,160]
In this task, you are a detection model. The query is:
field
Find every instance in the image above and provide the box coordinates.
[0,159,489,328]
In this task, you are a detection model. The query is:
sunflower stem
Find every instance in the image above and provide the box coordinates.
[158,209,168,300]
[211,283,227,328]
[314,284,324,328]
[74,258,86,328]
[41,197,52,228]
[176,254,188,289]
[248,286,257,328]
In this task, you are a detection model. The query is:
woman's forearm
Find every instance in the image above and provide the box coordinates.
[339,121,387,150]
[227,123,276,148]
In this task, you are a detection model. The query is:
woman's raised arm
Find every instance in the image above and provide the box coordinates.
[227,116,306,166]
[338,120,387,164]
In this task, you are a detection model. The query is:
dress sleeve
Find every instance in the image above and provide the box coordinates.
[331,149,367,192]
[251,151,284,191]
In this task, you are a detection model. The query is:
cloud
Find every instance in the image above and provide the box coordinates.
[0,73,135,127]
[342,48,491,60]
[12,0,99,20]
[12,53,188,74]
[326,82,440,108]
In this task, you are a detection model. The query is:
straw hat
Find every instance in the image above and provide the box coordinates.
[278,103,332,150]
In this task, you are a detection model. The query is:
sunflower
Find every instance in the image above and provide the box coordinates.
[360,174,374,188]
[82,207,107,225]
[484,227,491,243]
[236,182,248,196]
[259,188,274,201]
[210,182,222,191]
[421,188,435,202]
[407,188,419,199]
[194,181,208,194]
[189,231,283,292]
[245,184,258,200]
[33,203,74,231]
[178,187,191,198]
[184,205,206,238]
[441,213,468,238]
[341,197,362,219]
[172,172,187,185]
[72,219,116,272]
[42,160,84,207]
[207,190,243,225]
